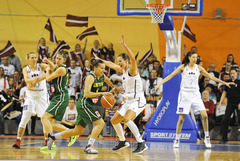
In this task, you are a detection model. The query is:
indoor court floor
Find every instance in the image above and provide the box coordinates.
[0,136,239,161]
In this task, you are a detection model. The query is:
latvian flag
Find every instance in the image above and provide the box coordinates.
[51,41,70,59]
[66,14,88,27]
[45,19,58,43]
[139,43,153,65]
[76,26,98,41]
[183,23,196,42]
[0,41,16,58]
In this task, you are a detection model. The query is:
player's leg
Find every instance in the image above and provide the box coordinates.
[124,109,148,154]
[12,111,32,149]
[84,118,105,154]
[111,108,129,151]
[173,114,185,148]
[41,112,54,134]
[199,110,211,148]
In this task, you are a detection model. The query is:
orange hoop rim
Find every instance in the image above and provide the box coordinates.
[147,3,168,9]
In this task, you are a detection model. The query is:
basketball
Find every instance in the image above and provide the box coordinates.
[101,93,115,109]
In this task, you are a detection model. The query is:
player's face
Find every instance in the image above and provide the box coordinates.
[56,54,65,67]
[117,57,127,69]
[189,53,198,64]
[28,54,37,64]
[230,70,237,79]
[94,63,105,76]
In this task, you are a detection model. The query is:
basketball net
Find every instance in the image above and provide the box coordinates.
[147,3,168,23]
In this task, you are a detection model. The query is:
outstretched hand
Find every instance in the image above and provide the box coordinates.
[93,53,100,60]
[225,82,235,88]
[119,35,126,46]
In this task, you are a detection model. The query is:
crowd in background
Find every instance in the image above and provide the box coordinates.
[0,38,239,141]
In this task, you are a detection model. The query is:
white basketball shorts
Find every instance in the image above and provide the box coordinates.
[117,94,146,117]
[177,90,205,115]
[23,93,49,117]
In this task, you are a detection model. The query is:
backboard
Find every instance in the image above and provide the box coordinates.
[117,0,203,16]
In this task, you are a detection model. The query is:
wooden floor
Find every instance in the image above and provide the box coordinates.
[0,136,240,161]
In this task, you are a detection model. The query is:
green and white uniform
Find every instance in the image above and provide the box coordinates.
[46,65,69,121]
[75,72,104,128]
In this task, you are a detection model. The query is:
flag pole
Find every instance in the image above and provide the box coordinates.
[97,34,103,46]
[15,52,25,66]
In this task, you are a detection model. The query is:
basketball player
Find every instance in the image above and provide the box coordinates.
[155,51,233,148]
[94,35,148,154]
[41,51,77,149]
[12,52,49,149]
[47,59,118,154]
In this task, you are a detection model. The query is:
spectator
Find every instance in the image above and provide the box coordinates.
[161,57,166,68]
[68,59,82,97]
[66,51,78,68]
[0,57,15,78]
[81,60,91,89]
[207,63,219,86]
[0,67,9,92]
[61,97,77,129]
[13,71,24,97]
[0,88,11,135]
[218,68,240,144]
[202,90,215,136]
[105,105,118,135]
[204,84,217,104]
[138,60,149,80]
[103,43,115,76]
[199,77,210,93]
[221,54,238,72]
[147,54,157,73]
[37,38,50,63]
[8,77,18,99]
[146,69,163,107]
[219,62,231,81]
[90,40,104,59]
[74,41,87,68]
[153,60,163,77]
[8,54,22,72]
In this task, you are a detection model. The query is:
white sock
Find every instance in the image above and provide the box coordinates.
[204,131,209,137]
[17,137,21,140]
[55,133,61,139]
[88,138,95,145]
[126,120,143,143]
[113,123,125,141]
[175,134,181,140]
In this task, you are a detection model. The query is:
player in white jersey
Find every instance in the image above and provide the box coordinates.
[155,51,233,149]
[94,35,148,154]
[12,52,49,149]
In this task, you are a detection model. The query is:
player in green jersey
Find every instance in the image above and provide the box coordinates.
[47,59,118,154]
[41,51,77,149]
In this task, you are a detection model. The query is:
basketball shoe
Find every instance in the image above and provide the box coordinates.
[173,139,180,148]
[47,133,56,150]
[204,136,212,148]
[84,144,98,154]
[41,138,56,150]
[112,140,130,151]
[12,139,21,149]
[68,135,78,147]
[132,141,148,154]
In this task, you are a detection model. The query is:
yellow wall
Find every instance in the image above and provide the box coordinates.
[0,0,160,66]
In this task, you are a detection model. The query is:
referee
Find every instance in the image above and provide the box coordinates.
[218,68,240,144]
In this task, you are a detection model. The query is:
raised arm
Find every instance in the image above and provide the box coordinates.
[43,58,56,70]
[93,53,123,73]
[155,65,184,91]
[199,66,234,88]
[119,35,138,76]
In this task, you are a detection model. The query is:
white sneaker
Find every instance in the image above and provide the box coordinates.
[204,137,212,148]
[84,144,98,154]
[173,139,180,148]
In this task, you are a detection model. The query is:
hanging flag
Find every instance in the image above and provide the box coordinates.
[51,40,70,59]
[45,19,58,43]
[76,26,98,41]
[135,52,139,60]
[183,23,197,42]
[66,14,88,27]
[0,41,16,58]
[139,43,153,65]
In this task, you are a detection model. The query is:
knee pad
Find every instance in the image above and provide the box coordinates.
[19,111,32,129]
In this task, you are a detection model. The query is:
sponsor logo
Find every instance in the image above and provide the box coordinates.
[92,98,98,104]
[95,111,101,117]
[150,132,191,139]
[154,100,170,126]
[178,107,184,113]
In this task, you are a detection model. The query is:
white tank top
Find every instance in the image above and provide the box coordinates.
[26,63,47,97]
[180,64,200,92]
[122,68,144,99]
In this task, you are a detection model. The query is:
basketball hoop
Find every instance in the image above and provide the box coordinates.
[147,3,168,24]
